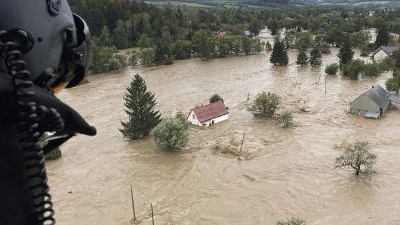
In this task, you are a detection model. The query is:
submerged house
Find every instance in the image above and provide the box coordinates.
[350,85,391,119]
[371,46,400,60]
[187,101,229,127]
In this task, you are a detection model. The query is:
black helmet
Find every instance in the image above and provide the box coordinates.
[0,0,91,90]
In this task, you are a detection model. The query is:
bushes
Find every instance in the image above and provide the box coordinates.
[325,63,339,75]
[276,111,293,128]
[140,48,156,67]
[90,45,118,74]
[342,60,386,79]
[152,113,189,151]
[248,92,280,118]
[342,59,366,79]
[209,93,224,103]
[276,218,306,225]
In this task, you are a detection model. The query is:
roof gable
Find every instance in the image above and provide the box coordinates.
[192,101,229,123]
[361,85,390,109]
[373,46,400,56]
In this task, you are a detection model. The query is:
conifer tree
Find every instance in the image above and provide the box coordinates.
[270,20,279,36]
[296,48,309,67]
[375,26,390,47]
[270,40,288,66]
[120,74,161,140]
[309,46,322,67]
[338,39,354,68]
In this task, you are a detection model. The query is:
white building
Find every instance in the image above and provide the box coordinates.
[187,101,229,127]
[372,46,400,60]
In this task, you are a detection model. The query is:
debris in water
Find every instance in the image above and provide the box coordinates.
[213,135,258,160]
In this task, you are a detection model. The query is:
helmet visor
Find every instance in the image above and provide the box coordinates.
[50,14,91,90]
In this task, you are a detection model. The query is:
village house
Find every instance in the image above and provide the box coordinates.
[350,85,391,119]
[371,46,400,60]
[187,101,229,127]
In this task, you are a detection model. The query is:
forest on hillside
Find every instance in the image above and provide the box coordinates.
[68,0,400,74]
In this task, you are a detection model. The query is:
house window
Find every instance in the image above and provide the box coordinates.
[192,114,195,119]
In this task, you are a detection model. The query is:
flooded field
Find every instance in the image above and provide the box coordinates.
[50,49,400,225]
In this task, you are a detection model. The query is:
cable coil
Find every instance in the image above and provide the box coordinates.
[1,36,56,224]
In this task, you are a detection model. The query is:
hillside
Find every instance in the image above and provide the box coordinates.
[145,0,399,6]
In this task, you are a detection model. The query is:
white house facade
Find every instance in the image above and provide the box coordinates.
[373,49,389,60]
[372,46,400,61]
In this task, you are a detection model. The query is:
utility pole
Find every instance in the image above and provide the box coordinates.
[151,203,155,225]
[130,186,136,221]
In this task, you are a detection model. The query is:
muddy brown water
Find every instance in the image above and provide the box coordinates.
[50,49,400,225]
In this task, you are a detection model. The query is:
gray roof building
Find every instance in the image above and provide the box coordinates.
[372,46,400,59]
[350,85,391,119]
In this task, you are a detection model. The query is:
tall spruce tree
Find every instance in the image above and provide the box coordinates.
[296,48,309,67]
[120,74,161,140]
[375,26,390,47]
[338,39,354,68]
[309,46,322,67]
[270,40,288,66]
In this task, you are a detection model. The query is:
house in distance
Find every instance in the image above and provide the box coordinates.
[371,46,400,60]
[350,85,394,119]
[187,101,229,127]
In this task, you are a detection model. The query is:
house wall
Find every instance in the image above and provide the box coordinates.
[201,114,229,127]
[350,95,380,114]
[187,110,201,126]
[373,49,389,61]
[187,112,229,127]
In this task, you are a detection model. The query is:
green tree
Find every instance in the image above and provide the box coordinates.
[386,71,400,94]
[96,26,112,47]
[248,91,280,118]
[140,48,155,67]
[152,114,189,150]
[270,20,279,36]
[342,59,365,80]
[338,39,354,67]
[319,42,331,54]
[113,20,129,49]
[270,41,288,66]
[309,46,322,67]
[242,36,252,55]
[249,17,262,36]
[335,140,377,176]
[120,74,161,140]
[138,34,154,49]
[154,28,174,65]
[276,218,305,225]
[296,48,309,67]
[209,93,224,103]
[193,29,215,61]
[173,40,192,60]
[91,45,118,74]
[325,63,339,75]
[375,26,390,47]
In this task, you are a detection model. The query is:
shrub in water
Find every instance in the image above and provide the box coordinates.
[152,115,189,151]
[325,63,339,75]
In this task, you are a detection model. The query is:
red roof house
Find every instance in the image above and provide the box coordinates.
[187,101,229,127]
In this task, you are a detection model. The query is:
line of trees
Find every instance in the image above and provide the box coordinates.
[68,0,400,74]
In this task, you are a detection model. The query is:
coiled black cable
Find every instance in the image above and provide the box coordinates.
[0,35,57,224]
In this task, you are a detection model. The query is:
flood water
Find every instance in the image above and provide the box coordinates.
[50,49,400,225]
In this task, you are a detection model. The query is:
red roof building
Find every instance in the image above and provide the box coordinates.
[187,101,229,127]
